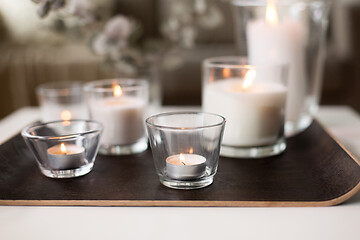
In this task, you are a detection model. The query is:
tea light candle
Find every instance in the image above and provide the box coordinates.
[246,1,307,122]
[203,70,287,147]
[47,143,85,170]
[166,153,206,180]
[89,84,145,146]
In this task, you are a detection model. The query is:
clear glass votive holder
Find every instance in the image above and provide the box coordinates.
[84,79,149,155]
[202,56,288,158]
[21,120,103,178]
[231,0,331,136]
[36,81,89,122]
[146,112,226,190]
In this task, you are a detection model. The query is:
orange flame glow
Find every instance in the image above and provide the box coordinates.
[223,68,231,78]
[189,147,194,154]
[179,153,186,165]
[266,0,279,26]
[242,69,256,91]
[113,84,122,97]
[60,143,67,154]
[61,110,71,121]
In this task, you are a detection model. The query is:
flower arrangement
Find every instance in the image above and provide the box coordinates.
[30,0,224,77]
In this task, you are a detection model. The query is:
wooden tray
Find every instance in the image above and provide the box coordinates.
[0,120,360,207]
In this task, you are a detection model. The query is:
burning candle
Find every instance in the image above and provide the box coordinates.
[60,110,72,121]
[246,0,307,123]
[166,152,206,180]
[203,68,287,147]
[47,143,85,170]
[89,83,145,146]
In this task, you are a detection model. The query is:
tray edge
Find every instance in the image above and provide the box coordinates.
[1,119,360,207]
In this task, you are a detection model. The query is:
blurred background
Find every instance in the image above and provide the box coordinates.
[0,0,358,119]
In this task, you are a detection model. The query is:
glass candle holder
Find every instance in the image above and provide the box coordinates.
[36,81,89,122]
[21,120,103,178]
[146,112,226,190]
[231,0,331,136]
[202,56,288,158]
[84,79,149,155]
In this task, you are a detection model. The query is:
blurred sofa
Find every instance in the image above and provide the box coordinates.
[0,0,359,119]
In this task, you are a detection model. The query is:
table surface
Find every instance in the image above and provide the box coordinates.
[1,106,360,240]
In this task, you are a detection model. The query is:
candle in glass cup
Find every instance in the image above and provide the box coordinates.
[203,69,287,147]
[89,84,145,146]
[246,0,307,123]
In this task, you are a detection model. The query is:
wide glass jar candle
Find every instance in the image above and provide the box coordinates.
[231,0,331,136]
[202,56,288,158]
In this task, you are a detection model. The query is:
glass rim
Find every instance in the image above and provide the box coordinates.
[83,78,148,94]
[231,0,329,7]
[36,81,84,97]
[21,119,103,140]
[203,56,288,70]
[145,111,226,130]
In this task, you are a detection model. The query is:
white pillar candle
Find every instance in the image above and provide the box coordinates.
[166,153,206,180]
[89,96,145,146]
[47,143,85,170]
[246,2,307,122]
[203,78,287,147]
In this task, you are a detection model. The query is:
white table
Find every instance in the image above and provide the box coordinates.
[1,106,360,240]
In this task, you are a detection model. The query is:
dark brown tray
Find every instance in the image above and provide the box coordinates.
[0,120,360,207]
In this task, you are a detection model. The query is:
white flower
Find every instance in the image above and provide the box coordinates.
[194,0,207,15]
[198,6,223,29]
[69,0,92,19]
[115,61,137,77]
[180,26,196,48]
[92,33,108,55]
[105,15,132,41]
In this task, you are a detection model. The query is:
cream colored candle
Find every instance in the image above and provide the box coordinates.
[89,96,145,146]
[246,1,307,123]
[203,74,287,147]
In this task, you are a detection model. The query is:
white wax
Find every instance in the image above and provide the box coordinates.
[47,144,85,170]
[166,154,206,180]
[203,79,287,147]
[40,103,88,122]
[89,96,145,146]
[247,18,307,122]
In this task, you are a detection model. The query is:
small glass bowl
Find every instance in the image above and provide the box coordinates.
[146,112,226,190]
[21,120,103,178]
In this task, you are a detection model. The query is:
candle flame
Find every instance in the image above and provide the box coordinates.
[209,69,215,83]
[180,153,186,165]
[266,0,279,26]
[113,83,122,97]
[61,110,71,121]
[189,147,193,154]
[60,143,67,154]
[223,68,231,78]
[242,69,256,91]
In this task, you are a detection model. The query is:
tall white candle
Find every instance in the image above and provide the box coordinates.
[89,96,145,146]
[203,78,287,147]
[246,2,307,122]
